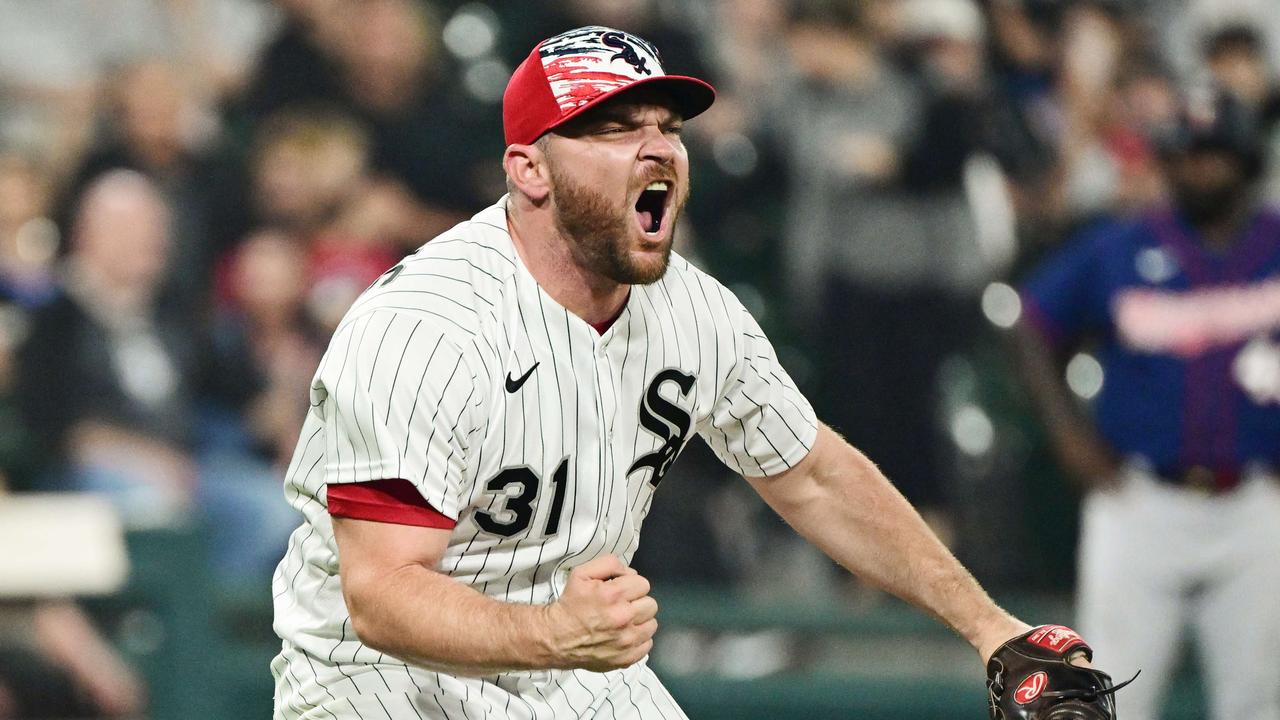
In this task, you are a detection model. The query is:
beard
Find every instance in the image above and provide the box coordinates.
[547,162,683,286]
[1172,180,1249,227]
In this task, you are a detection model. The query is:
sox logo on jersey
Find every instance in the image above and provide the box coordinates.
[271,197,817,719]
[628,369,696,488]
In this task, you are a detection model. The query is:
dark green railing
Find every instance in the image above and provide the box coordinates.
[107,528,1206,719]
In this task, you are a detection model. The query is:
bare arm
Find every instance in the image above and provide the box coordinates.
[746,424,1029,663]
[333,516,658,676]
[1011,320,1120,489]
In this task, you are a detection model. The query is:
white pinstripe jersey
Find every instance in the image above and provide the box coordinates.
[271,197,818,719]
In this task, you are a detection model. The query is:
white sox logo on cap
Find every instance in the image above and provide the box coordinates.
[502,25,715,146]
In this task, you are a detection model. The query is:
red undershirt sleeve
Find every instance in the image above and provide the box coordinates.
[327,479,457,529]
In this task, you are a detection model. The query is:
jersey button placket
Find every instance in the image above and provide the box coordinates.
[595,340,617,442]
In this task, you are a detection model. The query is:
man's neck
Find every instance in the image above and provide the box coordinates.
[506,201,630,326]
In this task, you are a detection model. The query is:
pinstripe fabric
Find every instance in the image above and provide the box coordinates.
[272,197,818,718]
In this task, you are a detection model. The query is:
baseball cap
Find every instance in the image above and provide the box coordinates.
[503,26,716,146]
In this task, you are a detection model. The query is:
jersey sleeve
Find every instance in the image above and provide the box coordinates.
[1019,227,1115,348]
[326,479,458,528]
[314,309,480,520]
[698,297,819,477]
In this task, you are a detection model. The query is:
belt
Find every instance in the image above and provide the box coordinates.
[1154,465,1242,493]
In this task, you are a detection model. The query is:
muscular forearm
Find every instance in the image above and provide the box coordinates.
[335,516,655,677]
[749,426,1026,661]
[343,562,556,676]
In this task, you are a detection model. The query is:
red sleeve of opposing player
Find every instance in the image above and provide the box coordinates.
[327,479,457,529]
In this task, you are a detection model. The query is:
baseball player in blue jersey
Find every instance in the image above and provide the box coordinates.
[1017,91,1280,720]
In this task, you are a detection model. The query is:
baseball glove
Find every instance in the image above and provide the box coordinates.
[986,625,1135,720]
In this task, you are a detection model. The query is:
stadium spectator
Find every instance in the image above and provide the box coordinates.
[245,109,400,332]
[1200,22,1280,201]
[777,1,995,548]
[240,0,502,245]
[61,60,236,312]
[197,228,319,579]
[16,170,199,528]
[204,228,324,469]
[238,0,347,123]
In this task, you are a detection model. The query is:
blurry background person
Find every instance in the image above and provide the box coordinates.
[198,228,321,580]
[60,60,234,313]
[242,109,402,332]
[16,168,297,580]
[777,0,999,553]
[237,0,502,247]
[16,170,199,528]
[203,229,324,473]
[1015,91,1280,720]
[1199,22,1280,202]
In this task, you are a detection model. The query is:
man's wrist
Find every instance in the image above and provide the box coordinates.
[521,602,565,669]
[967,610,1030,663]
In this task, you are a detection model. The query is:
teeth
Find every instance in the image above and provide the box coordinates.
[645,181,669,192]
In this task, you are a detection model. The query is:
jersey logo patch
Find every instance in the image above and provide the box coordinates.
[627,368,696,488]
[505,362,540,393]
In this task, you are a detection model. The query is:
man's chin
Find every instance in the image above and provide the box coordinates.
[619,244,672,285]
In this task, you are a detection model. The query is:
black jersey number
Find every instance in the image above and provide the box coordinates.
[473,458,570,537]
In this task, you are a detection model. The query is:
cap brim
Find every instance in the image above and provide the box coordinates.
[547,75,716,136]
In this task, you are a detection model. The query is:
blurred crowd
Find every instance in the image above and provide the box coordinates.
[1,0,1279,716]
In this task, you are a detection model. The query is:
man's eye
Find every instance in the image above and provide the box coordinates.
[597,126,627,135]
[664,125,683,136]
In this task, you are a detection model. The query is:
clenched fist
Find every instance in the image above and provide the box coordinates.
[542,555,659,672]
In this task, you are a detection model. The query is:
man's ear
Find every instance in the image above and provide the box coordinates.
[504,142,551,203]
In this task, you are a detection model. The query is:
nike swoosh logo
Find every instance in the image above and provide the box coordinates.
[505,362,539,393]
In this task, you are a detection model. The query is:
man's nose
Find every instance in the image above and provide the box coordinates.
[638,125,677,163]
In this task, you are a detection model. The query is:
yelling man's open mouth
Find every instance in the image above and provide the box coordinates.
[635,181,670,235]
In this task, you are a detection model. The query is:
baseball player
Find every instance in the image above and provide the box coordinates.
[1017,90,1280,720]
[272,26,1119,719]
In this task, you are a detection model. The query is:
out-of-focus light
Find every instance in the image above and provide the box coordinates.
[712,132,759,177]
[951,403,995,456]
[1135,246,1176,284]
[118,609,166,655]
[443,3,499,60]
[1066,352,1104,399]
[1234,336,1280,404]
[464,58,509,104]
[981,281,1021,328]
[14,217,58,264]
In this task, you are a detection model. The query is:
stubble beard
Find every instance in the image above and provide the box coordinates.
[547,162,681,286]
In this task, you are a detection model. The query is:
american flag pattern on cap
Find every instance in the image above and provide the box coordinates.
[538,26,666,112]
[502,25,714,146]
